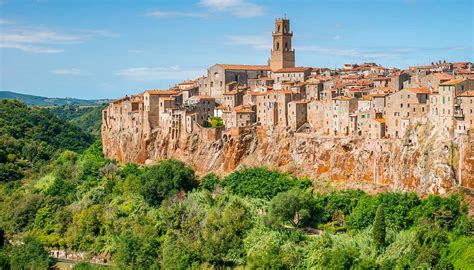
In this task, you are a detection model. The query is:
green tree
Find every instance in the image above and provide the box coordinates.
[267,189,317,227]
[222,167,311,200]
[210,116,223,128]
[7,237,51,269]
[200,173,221,191]
[140,159,198,207]
[373,205,386,251]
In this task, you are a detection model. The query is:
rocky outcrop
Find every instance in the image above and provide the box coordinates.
[102,122,474,196]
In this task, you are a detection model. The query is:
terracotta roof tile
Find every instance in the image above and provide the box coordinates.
[440,78,466,86]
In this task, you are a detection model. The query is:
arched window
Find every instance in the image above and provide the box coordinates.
[285,42,288,51]
[276,42,280,50]
[277,25,281,32]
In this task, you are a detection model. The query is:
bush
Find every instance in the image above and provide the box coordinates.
[221,167,311,200]
[140,159,198,207]
[200,173,221,191]
[6,237,51,269]
[267,189,318,227]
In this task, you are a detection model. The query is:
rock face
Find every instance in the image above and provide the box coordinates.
[102,121,474,196]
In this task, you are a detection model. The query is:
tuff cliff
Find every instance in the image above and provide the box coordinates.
[102,121,474,196]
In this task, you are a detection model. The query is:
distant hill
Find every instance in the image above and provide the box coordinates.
[0,91,110,106]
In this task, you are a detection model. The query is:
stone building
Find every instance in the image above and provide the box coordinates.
[332,96,358,136]
[272,67,312,83]
[287,100,308,130]
[207,64,270,102]
[143,90,180,134]
[222,90,244,111]
[436,78,469,132]
[222,104,256,128]
[307,100,331,134]
[186,95,216,126]
[384,87,430,138]
[455,91,474,136]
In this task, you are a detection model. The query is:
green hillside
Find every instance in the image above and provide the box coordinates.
[0,100,94,182]
[49,104,107,140]
[0,91,110,106]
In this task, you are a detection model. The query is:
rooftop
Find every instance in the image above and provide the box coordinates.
[216,64,271,71]
[274,67,312,73]
[440,78,466,86]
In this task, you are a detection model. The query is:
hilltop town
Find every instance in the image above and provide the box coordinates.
[102,18,474,194]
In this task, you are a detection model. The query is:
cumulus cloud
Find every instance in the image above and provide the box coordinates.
[116,66,206,81]
[0,21,118,53]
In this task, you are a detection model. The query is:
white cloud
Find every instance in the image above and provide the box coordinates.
[116,66,206,81]
[225,35,270,50]
[0,22,118,53]
[51,68,91,76]
[145,10,207,18]
[200,0,264,17]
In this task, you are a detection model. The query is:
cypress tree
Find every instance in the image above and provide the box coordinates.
[373,205,386,251]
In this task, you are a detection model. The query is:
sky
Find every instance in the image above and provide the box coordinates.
[0,0,473,99]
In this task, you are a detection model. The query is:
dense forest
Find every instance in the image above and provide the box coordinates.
[0,100,473,269]
[0,100,94,182]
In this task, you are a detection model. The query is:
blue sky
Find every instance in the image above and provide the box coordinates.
[0,0,473,99]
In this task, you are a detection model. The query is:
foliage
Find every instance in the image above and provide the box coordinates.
[0,100,93,182]
[50,104,107,139]
[267,188,318,227]
[209,116,224,128]
[3,237,51,269]
[221,166,311,199]
[373,205,386,251]
[140,159,198,207]
[200,172,221,191]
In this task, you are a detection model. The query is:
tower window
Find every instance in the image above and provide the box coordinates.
[285,42,288,51]
[276,42,280,50]
[277,25,281,32]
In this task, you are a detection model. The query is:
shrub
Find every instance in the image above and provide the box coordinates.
[221,167,311,200]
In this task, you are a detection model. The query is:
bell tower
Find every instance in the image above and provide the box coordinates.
[269,17,295,71]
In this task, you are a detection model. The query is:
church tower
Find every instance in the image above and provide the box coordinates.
[269,18,295,71]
